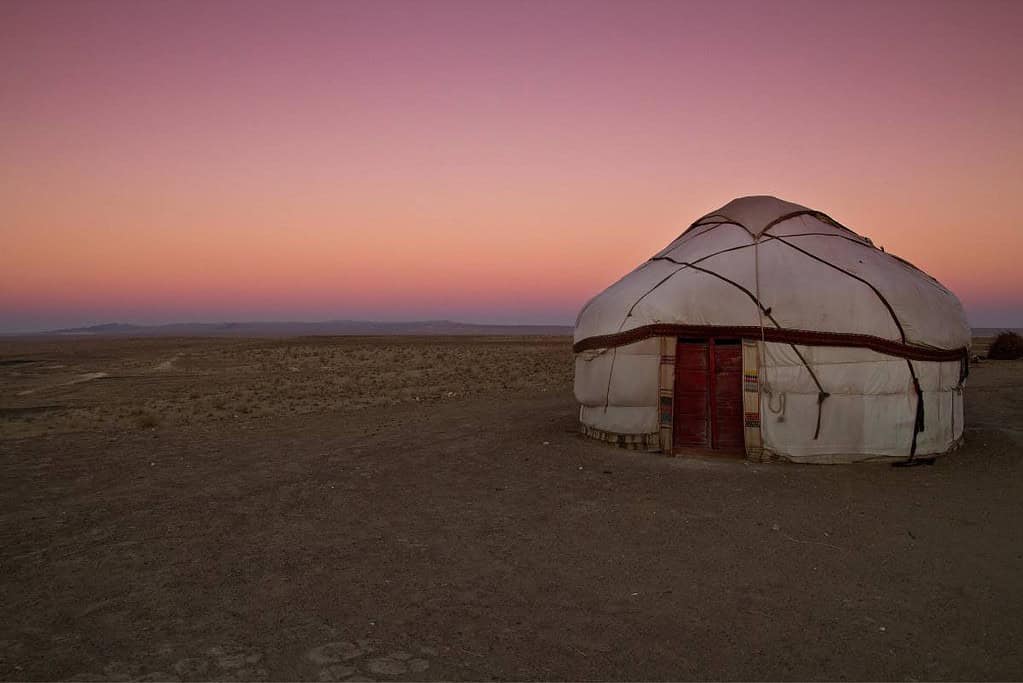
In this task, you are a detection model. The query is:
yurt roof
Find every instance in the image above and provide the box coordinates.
[574,196,970,361]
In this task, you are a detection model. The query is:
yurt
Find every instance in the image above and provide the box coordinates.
[574,196,970,463]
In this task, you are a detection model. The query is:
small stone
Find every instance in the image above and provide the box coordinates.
[230,666,268,681]
[418,646,438,656]
[308,642,362,664]
[172,658,210,680]
[136,673,180,682]
[408,658,429,672]
[388,650,412,661]
[356,639,379,653]
[99,661,136,682]
[366,658,408,676]
[217,653,249,670]
[318,665,357,681]
[155,643,176,657]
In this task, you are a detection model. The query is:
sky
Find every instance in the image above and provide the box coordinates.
[2,0,1021,333]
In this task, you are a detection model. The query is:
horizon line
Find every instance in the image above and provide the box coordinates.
[3,317,1022,338]
[1,318,579,336]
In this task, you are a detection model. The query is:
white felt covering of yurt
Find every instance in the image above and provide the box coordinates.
[574,196,969,463]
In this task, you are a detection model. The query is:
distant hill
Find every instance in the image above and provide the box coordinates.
[21,322,1019,339]
[41,320,574,337]
[972,327,1023,337]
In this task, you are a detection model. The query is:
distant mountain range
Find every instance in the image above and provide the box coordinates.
[13,321,1017,338]
[38,320,575,337]
[972,328,1023,337]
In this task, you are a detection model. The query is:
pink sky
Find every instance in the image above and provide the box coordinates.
[2,0,1021,332]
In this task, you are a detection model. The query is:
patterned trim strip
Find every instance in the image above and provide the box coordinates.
[743,370,759,393]
[658,395,673,427]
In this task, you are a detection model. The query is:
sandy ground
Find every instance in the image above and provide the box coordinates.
[1,336,1022,681]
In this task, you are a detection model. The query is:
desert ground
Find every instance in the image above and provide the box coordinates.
[1,335,1022,681]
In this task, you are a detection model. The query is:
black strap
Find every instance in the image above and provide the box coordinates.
[909,374,925,457]
[813,391,831,440]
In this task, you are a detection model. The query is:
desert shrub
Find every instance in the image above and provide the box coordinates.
[988,331,1023,360]
[134,410,161,429]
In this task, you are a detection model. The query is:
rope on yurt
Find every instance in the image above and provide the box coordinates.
[763,235,908,343]
[758,209,821,236]
[676,262,828,439]
[905,359,925,460]
[950,386,955,443]
[616,213,836,443]
[765,387,786,419]
[754,227,828,439]
[764,214,932,443]
[755,235,772,425]
[678,214,756,240]
[785,342,828,439]
[765,210,949,293]
[652,232,880,275]
[601,347,618,414]
[951,349,969,441]
[652,242,763,268]
[814,389,831,439]
[755,231,765,344]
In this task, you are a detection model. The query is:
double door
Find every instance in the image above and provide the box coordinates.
[673,338,744,452]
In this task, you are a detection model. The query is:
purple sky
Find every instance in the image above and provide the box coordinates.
[2,0,1022,332]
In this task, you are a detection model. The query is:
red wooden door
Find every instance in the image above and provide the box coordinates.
[712,340,744,449]
[674,339,710,447]
[674,338,743,453]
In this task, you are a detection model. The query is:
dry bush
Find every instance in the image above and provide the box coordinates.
[988,331,1023,360]
[134,410,161,429]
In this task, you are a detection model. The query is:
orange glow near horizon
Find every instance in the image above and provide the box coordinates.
[2,0,1022,332]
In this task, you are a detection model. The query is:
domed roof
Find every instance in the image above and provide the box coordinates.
[574,196,970,359]
[692,195,820,237]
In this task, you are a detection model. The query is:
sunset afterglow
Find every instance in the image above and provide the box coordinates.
[2,0,1021,332]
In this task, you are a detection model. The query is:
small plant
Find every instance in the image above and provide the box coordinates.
[988,331,1023,360]
[135,411,161,429]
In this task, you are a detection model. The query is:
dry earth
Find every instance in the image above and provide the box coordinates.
[0,336,572,440]
[1,335,1022,681]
